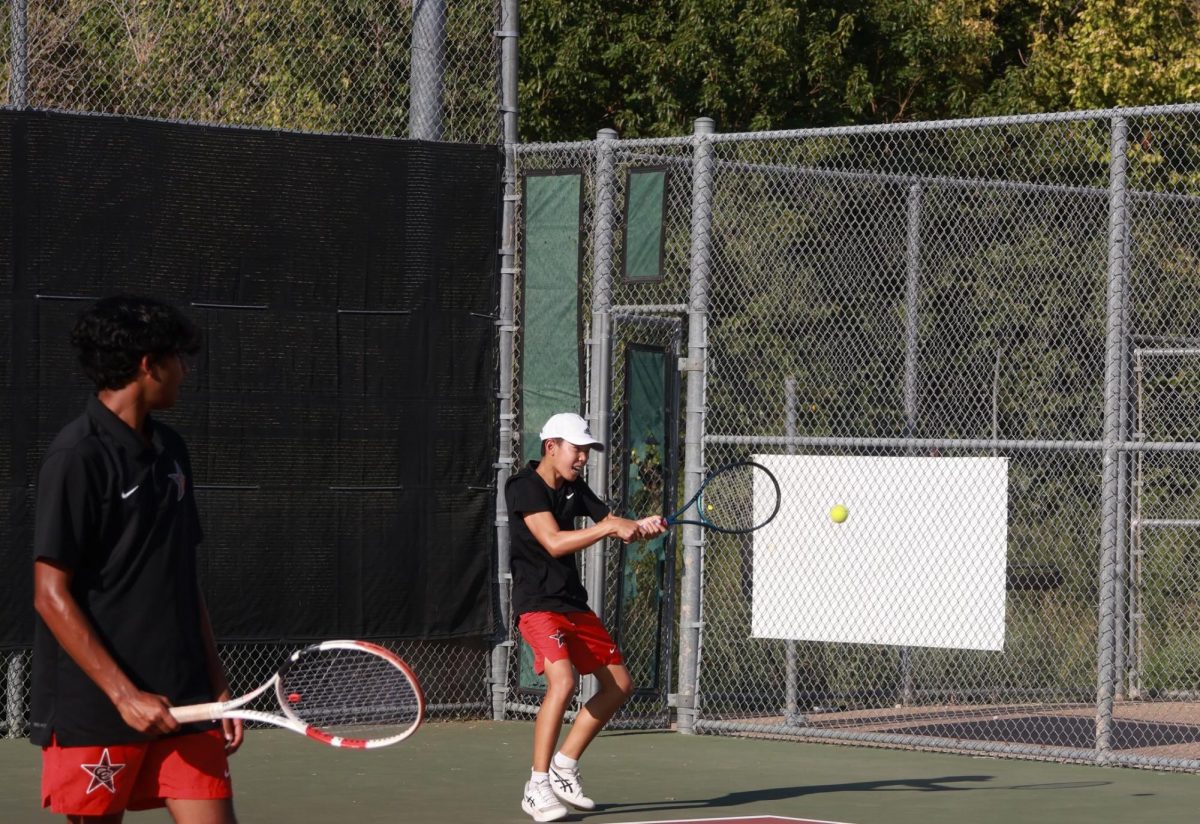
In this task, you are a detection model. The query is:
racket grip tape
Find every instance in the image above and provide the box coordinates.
[170,703,223,724]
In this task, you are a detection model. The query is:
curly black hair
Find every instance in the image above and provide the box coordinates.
[71,295,203,390]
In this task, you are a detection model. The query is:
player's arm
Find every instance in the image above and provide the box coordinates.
[33,559,180,735]
[523,511,644,557]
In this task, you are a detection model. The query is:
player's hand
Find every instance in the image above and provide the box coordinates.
[216,689,244,753]
[608,516,643,543]
[635,516,667,539]
[116,689,180,736]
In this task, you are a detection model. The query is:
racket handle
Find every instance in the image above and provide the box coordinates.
[170,702,223,724]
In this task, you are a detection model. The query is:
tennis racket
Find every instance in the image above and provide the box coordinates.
[170,640,424,749]
[661,460,781,534]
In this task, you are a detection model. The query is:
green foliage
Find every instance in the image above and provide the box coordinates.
[521,0,1200,141]
[521,0,1021,140]
[979,0,1200,113]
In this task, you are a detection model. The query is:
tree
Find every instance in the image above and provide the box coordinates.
[980,0,1200,113]
[520,0,1026,141]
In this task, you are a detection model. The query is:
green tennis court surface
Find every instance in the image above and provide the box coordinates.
[4,721,1198,822]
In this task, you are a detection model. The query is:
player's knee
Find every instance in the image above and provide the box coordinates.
[607,670,634,700]
[544,670,577,700]
[617,675,634,700]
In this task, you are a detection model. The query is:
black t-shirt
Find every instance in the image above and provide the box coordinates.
[30,396,212,746]
[505,461,610,616]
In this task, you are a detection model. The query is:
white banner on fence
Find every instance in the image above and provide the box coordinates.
[750,454,1008,651]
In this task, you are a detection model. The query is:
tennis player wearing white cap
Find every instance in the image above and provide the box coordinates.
[505,413,665,822]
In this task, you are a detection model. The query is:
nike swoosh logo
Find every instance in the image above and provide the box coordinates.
[566,492,575,499]
[120,486,139,499]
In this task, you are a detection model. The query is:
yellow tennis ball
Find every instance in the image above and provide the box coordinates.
[706,503,713,512]
[830,504,848,524]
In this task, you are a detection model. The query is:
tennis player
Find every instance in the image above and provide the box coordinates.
[30,295,241,823]
[506,412,665,822]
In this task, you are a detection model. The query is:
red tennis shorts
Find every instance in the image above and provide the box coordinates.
[518,610,623,676]
[41,729,233,816]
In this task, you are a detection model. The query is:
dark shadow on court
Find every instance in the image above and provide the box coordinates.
[596,774,998,813]
[879,716,1200,749]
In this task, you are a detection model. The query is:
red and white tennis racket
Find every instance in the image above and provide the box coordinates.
[170,640,424,749]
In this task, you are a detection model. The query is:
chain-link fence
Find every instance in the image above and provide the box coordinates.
[4,0,501,142]
[1,0,508,741]
[504,105,1200,770]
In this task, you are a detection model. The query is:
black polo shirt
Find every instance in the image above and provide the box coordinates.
[30,396,212,746]
[505,460,609,617]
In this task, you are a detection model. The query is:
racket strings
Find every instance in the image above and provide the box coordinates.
[700,465,777,531]
[279,647,420,741]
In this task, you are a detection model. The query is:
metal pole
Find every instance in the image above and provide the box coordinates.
[410,0,446,140]
[10,0,28,108]
[902,184,923,435]
[1114,232,1134,701]
[783,376,802,724]
[1096,115,1130,758]
[1129,350,1144,700]
[582,127,619,705]
[489,0,519,721]
[899,182,923,706]
[676,116,716,735]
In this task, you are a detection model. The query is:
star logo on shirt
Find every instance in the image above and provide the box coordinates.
[549,629,567,648]
[168,461,187,502]
[81,748,126,794]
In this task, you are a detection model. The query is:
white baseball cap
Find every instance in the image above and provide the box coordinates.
[539,412,605,452]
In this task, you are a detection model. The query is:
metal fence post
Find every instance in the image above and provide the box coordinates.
[899,182,924,706]
[9,0,28,108]
[410,0,446,140]
[489,0,519,721]
[582,127,620,705]
[783,376,802,724]
[677,116,716,735]
[1114,241,1133,701]
[1096,115,1131,758]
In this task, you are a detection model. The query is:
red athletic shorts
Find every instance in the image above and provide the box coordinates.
[518,610,622,675]
[41,729,233,816]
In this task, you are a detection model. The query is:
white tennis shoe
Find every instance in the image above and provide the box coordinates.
[549,764,596,810]
[521,779,568,822]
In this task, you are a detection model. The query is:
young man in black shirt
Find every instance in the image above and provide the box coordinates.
[506,412,665,822]
[31,295,241,823]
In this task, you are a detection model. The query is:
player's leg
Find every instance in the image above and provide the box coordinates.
[549,612,633,811]
[516,612,574,822]
[533,656,577,771]
[557,661,633,760]
[557,610,633,760]
[544,663,632,812]
[521,656,573,822]
[66,815,124,824]
[129,731,234,824]
[164,798,237,824]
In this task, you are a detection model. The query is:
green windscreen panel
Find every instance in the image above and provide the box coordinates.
[618,345,670,690]
[519,170,584,692]
[521,171,584,465]
[623,168,667,281]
